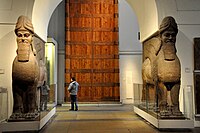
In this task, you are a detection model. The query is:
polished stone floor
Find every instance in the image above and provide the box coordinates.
[40,104,200,133]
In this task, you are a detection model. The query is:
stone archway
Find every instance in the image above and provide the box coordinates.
[32,0,62,41]
[126,0,158,42]
[31,0,160,104]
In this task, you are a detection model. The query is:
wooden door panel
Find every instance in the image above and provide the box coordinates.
[70,32,92,42]
[65,0,119,102]
[71,45,92,57]
[93,59,114,70]
[80,4,93,14]
[71,18,85,28]
[93,31,113,42]
[70,59,92,69]
[75,73,92,83]
[78,86,91,101]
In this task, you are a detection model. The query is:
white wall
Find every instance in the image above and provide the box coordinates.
[119,0,142,104]
[0,0,34,23]
[32,0,62,42]
[126,0,158,42]
[119,55,143,104]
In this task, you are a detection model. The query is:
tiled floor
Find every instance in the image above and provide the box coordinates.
[40,104,200,133]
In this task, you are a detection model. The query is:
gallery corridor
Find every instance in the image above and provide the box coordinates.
[40,104,200,133]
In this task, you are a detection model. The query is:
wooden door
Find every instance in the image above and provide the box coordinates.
[65,0,119,102]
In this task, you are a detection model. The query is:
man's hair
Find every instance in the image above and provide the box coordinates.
[71,77,76,81]
[159,16,178,35]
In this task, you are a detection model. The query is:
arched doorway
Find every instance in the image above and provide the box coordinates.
[32,0,159,104]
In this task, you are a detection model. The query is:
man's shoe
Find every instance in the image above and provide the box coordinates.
[69,109,74,111]
[75,109,78,111]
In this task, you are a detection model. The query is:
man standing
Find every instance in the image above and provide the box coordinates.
[68,77,79,111]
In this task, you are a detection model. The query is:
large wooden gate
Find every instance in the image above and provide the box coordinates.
[65,0,119,102]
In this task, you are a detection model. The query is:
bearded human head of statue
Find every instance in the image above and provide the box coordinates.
[159,16,179,60]
[15,15,34,61]
[159,16,178,45]
[159,16,178,35]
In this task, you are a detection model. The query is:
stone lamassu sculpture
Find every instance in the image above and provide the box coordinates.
[142,16,183,118]
[10,16,40,120]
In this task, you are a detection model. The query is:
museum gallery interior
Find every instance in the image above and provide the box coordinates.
[1,0,200,132]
